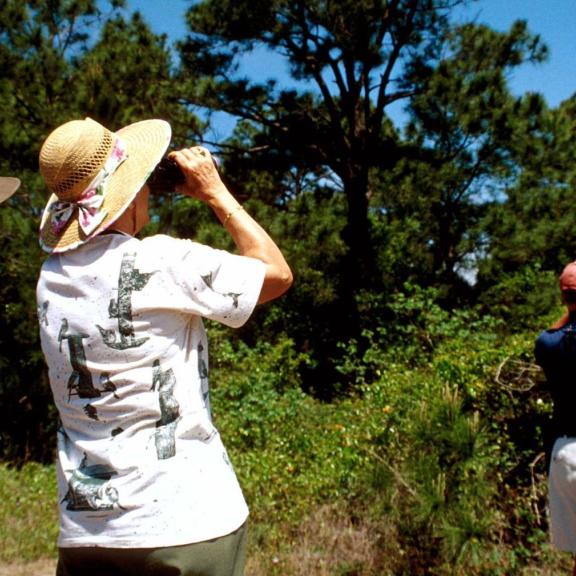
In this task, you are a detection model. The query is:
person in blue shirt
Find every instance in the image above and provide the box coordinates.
[535,261,576,576]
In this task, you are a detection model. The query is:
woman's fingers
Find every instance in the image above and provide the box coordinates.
[170,147,222,199]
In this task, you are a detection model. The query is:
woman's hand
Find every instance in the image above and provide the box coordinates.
[168,146,293,304]
[169,146,226,202]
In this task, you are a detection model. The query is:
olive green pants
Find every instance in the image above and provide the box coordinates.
[56,522,248,576]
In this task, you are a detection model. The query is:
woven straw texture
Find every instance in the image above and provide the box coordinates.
[0,177,20,203]
[39,118,171,253]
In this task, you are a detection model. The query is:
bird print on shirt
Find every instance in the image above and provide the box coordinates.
[151,359,180,460]
[58,318,101,401]
[200,272,241,308]
[97,252,155,350]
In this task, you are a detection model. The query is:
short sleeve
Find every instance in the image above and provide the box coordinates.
[140,235,266,328]
[534,333,546,368]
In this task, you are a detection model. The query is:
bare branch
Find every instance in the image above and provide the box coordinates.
[494,357,543,392]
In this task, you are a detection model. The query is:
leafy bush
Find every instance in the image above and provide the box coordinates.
[204,313,567,575]
[1,316,571,575]
[0,200,58,464]
[477,264,560,331]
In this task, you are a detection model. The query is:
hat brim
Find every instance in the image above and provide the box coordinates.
[0,177,21,203]
[39,119,171,253]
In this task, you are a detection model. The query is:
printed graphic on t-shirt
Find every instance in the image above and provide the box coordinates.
[62,453,123,512]
[151,359,180,460]
[197,342,210,409]
[97,252,154,350]
[201,272,241,308]
[37,301,49,326]
[58,321,123,422]
[83,404,99,421]
[99,372,120,399]
[58,318,101,400]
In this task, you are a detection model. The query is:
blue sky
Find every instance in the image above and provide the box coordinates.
[456,0,576,107]
[126,0,576,135]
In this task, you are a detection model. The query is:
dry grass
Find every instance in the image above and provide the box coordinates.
[245,504,574,576]
[0,558,56,576]
[247,504,386,576]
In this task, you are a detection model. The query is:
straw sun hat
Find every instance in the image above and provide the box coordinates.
[39,117,171,253]
[0,177,20,203]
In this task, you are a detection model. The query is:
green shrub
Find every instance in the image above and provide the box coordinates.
[1,318,572,575]
[209,335,370,531]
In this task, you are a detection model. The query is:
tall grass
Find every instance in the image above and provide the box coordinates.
[0,462,58,562]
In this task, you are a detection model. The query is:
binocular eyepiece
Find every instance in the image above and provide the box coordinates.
[146,157,186,195]
[147,154,221,195]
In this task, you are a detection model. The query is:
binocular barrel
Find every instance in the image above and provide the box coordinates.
[147,154,221,195]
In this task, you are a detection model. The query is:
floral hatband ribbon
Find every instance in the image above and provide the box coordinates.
[48,137,128,236]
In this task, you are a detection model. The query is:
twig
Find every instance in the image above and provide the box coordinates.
[495,357,543,392]
[368,449,417,498]
[529,451,546,526]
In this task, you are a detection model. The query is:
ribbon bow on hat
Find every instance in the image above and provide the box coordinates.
[47,137,128,236]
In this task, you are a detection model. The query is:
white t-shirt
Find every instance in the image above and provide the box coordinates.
[36,232,266,548]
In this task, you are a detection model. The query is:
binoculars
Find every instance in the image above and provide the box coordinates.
[146,157,186,195]
[147,154,221,195]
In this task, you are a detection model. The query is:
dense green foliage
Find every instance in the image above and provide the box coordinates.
[0,315,570,573]
[1,0,576,572]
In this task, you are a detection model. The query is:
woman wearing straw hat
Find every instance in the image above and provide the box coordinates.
[35,117,292,576]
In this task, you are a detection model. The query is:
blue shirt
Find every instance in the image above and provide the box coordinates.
[535,313,576,437]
